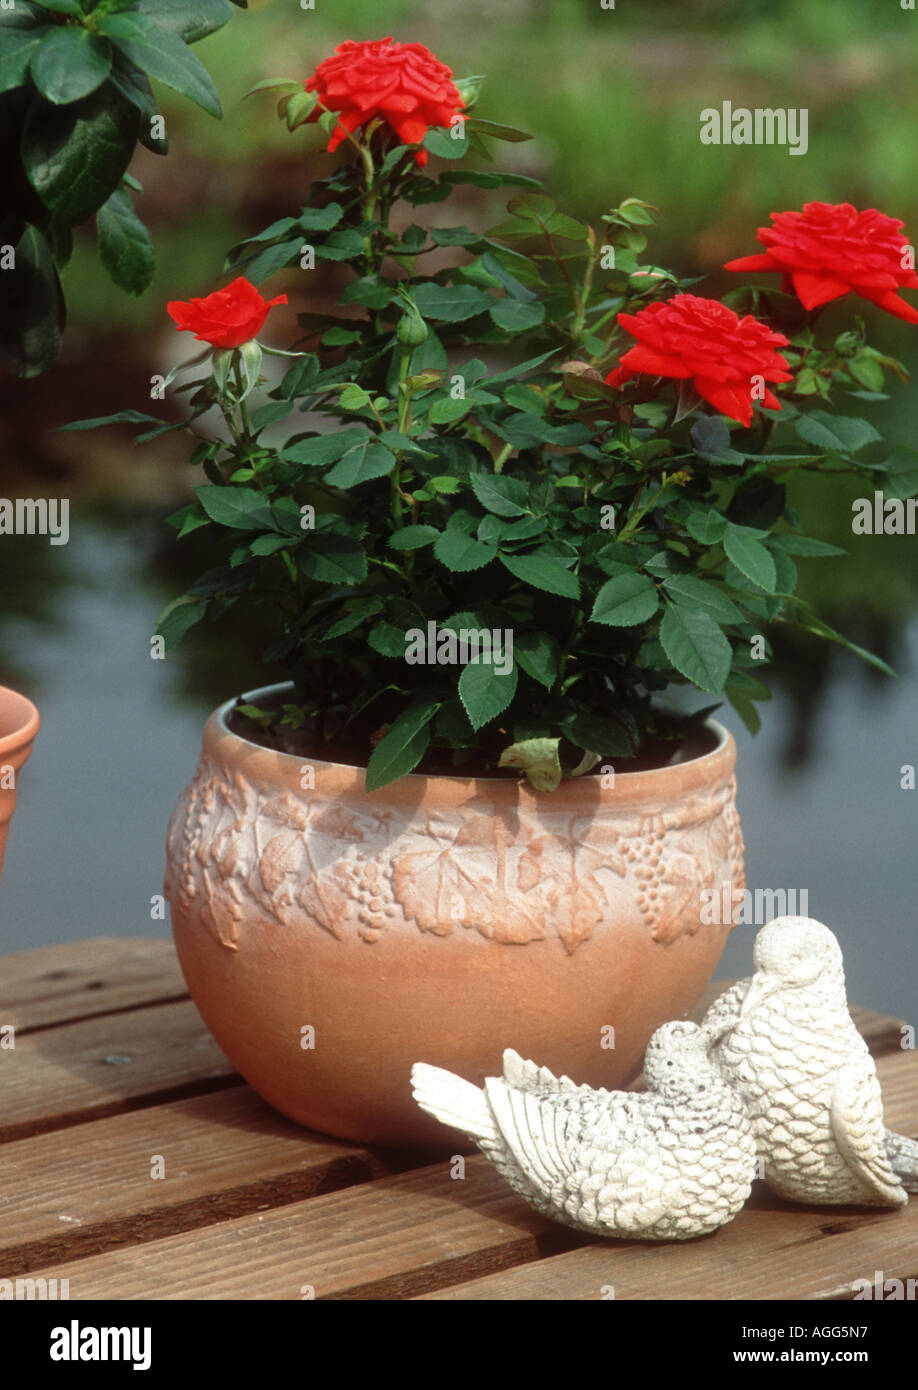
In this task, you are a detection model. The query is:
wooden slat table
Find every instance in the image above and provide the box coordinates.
[2,937,916,1301]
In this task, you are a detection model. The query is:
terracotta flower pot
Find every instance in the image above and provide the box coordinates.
[165,684,744,1146]
[0,685,39,887]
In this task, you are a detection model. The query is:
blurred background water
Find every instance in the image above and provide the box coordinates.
[1,0,915,1022]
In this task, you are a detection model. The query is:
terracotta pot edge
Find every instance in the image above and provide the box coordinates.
[197,681,737,809]
[0,685,40,760]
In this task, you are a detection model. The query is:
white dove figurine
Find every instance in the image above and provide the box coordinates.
[411,1020,758,1241]
[702,915,915,1208]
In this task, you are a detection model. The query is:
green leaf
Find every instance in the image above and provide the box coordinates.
[727,687,763,736]
[337,384,372,411]
[466,117,533,142]
[314,228,366,260]
[434,522,496,573]
[441,169,542,190]
[724,522,777,593]
[339,275,394,311]
[29,0,83,12]
[58,409,162,431]
[513,631,559,690]
[459,660,518,731]
[155,596,207,650]
[590,572,659,626]
[281,428,367,467]
[561,710,633,757]
[786,610,896,679]
[196,486,277,531]
[240,238,299,284]
[500,552,579,598]
[96,186,154,294]
[243,75,303,100]
[249,533,294,557]
[659,606,732,695]
[22,83,139,223]
[498,737,561,791]
[284,88,317,130]
[323,438,395,488]
[489,298,546,332]
[769,533,847,557]
[428,396,472,424]
[484,348,561,385]
[422,125,469,160]
[250,399,292,432]
[794,411,881,455]
[299,202,344,232]
[470,473,529,518]
[365,699,439,791]
[97,14,222,119]
[662,574,744,623]
[388,525,440,551]
[324,596,385,640]
[847,352,885,392]
[31,28,112,105]
[411,282,493,323]
[367,621,409,658]
[769,546,797,597]
[134,0,233,43]
[685,508,728,545]
[0,31,44,95]
[690,415,731,457]
[0,222,63,378]
[169,504,209,538]
[298,533,367,587]
[880,445,918,501]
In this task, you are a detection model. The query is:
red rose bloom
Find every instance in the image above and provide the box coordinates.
[605,293,792,427]
[304,37,464,167]
[725,201,918,324]
[167,277,288,349]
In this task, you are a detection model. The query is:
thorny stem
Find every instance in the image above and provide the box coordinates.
[390,346,414,528]
[570,230,598,345]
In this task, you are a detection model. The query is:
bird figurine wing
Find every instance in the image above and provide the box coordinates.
[830,1061,907,1206]
[483,1049,680,1225]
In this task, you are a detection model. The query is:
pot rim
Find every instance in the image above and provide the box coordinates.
[210,681,734,796]
[0,685,40,758]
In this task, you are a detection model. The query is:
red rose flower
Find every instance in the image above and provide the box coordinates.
[725,201,918,324]
[167,277,288,349]
[304,37,464,167]
[605,293,792,427]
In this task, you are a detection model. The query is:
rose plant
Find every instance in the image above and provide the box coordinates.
[0,0,241,376]
[70,38,917,792]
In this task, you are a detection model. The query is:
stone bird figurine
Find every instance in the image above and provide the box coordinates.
[411,1021,758,1241]
[702,915,917,1207]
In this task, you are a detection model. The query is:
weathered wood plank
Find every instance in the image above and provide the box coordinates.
[21,1156,578,1300]
[0,1087,393,1275]
[415,1196,918,1300]
[0,1000,238,1142]
[0,938,187,1032]
[871,1048,918,1136]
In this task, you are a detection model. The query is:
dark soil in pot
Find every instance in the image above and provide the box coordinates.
[225,687,719,778]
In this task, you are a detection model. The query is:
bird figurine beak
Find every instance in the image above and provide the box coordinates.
[739,974,779,1018]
